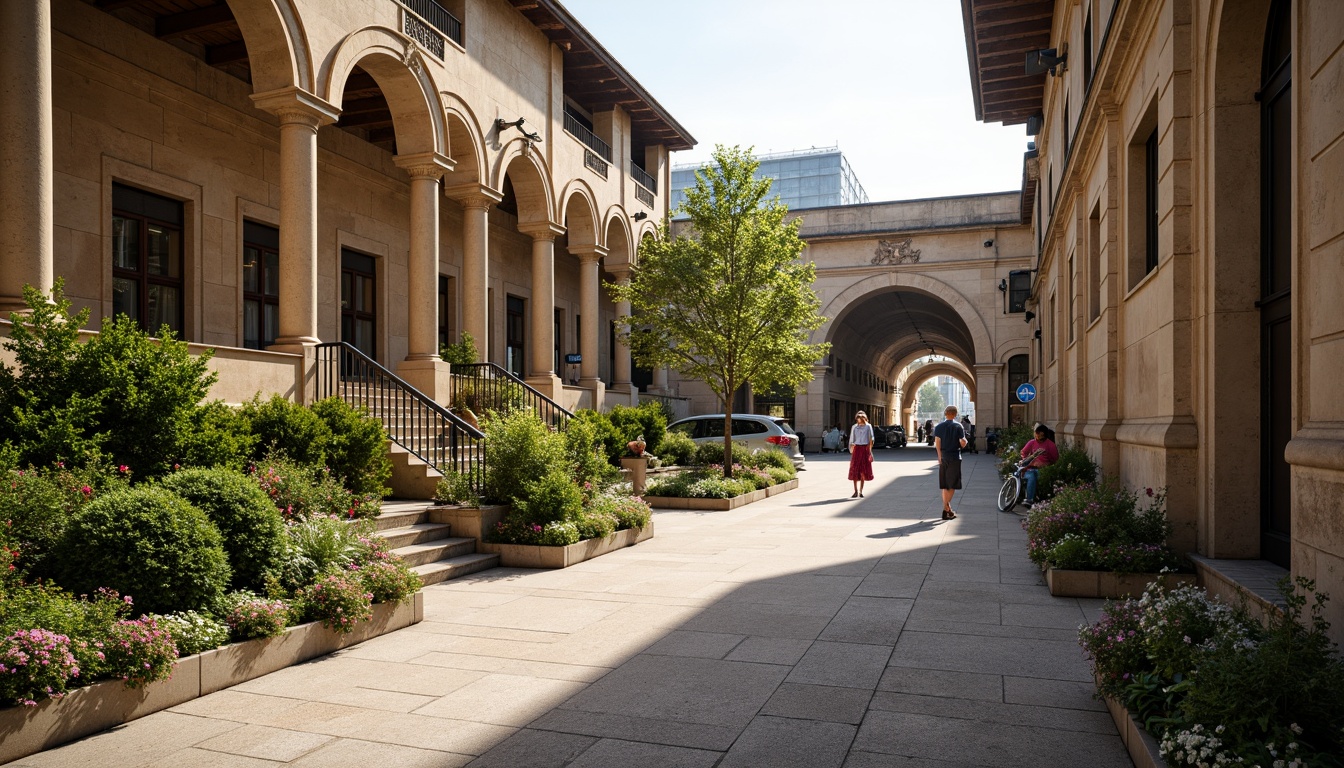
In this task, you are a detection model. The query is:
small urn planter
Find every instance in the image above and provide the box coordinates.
[620,455,650,496]
[1045,567,1196,599]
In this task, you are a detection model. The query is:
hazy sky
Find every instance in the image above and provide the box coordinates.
[559,0,1030,203]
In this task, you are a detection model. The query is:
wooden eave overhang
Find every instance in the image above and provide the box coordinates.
[960,0,1055,125]
[508,0,696,151]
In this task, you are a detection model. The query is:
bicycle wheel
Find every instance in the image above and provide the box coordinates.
[997,475,1021,513]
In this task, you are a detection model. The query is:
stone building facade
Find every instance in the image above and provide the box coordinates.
[0,0,691,410]
[962,0,1344,637]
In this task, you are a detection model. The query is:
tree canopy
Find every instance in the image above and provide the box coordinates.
[611,146,830,474]
[917,381,945,419]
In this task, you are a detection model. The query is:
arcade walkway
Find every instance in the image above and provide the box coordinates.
[10,448,1131,767]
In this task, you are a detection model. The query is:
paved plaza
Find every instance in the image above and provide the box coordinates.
[11,448,1131,768]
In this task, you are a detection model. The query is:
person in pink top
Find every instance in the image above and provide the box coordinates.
[1020,423,1059,504]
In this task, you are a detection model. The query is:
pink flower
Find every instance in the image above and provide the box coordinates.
[118,465,129,473]
[80,485,92,495]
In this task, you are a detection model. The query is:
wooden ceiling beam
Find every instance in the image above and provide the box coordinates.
[338,112,394,128]
[206,40,249,66]
[156,3,237,40]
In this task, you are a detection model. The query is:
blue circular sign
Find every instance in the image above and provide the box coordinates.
[1016,383,1037,403]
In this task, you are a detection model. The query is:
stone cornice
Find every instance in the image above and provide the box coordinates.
[394,152,454,180]
[518,222,566,240]
[250,86,340,127]
[444,183,504,209]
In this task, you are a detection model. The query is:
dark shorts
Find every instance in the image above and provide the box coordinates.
[938,459,963,490]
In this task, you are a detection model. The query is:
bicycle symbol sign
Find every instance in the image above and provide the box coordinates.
[1016,383,1037,403]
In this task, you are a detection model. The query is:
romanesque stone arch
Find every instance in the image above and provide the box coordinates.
[602,208,634,268]
[900,363,978,420]
[440,93,487,189]
[320,27,446,156]
[493,142,556,228]
[815,272,994,365]
[558,180,600,252]
[228,0,312,93]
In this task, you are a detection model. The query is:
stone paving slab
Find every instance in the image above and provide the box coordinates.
[15,448,1129,767]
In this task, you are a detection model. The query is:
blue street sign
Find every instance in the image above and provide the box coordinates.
[1016,383,1037,403]
[565,353,582,364]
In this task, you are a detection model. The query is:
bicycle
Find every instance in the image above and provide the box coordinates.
[997,448,1046,514]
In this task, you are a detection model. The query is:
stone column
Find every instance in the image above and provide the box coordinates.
[0,0,53,312]
[652,365,669,394]
[609,267,633,393]
[446,185,502,361]
[575,248,605,388]
[974,363,1004,431]
[250,88,339,351]
[521,224,565,397]
[395,153,453,402]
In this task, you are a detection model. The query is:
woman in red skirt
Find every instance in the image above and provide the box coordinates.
[848,411,875,497]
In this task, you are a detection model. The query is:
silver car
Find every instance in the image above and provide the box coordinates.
[666,413,806,469]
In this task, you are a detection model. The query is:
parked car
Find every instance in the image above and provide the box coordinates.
[874,424,907,449]
[666,414,806,469]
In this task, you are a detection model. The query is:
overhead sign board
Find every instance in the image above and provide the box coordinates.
[565,353,582,364]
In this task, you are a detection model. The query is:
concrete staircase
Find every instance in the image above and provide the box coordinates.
[375,499,498,585]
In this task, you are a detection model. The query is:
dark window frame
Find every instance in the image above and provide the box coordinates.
[111,183,185,337]
[242,221,279,350]
[340,249,378,361]
[1008,270,1031,314]
[506,295,526,377]
[1144,127,1160,274]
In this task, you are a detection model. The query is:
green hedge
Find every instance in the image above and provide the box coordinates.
[158,468,285,592]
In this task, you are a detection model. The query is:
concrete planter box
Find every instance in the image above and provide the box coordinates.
[645,478,799,511]
[429,503,509,541]
[1045,568,1196,598]
[0,593,422,765]
[478,522,654,569]
[1102,692,1167,768]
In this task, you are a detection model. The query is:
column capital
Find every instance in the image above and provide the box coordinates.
[606,263,632,282]
[444,182,503,209]
[973,362,1005,374]
[519,222,566,241]
[395,151,454,180]
[250,86,340,127]
[570,245,608,263]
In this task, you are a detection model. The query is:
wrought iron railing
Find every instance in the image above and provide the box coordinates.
[315,342,484,496]
[399,0,462,46]
[450,362,574,431]
[630,162,657,193]
[563,112,612,162]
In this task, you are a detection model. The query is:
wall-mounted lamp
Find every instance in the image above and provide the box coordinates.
[998,278,1008,293]
[631,211,648,221]
[983,239,994,248]
[1024,310,1036,324]
[1033,329,1043,340]
[495,117,542,143]
[1025,48,1067,77]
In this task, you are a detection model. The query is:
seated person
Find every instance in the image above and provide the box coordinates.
[822,425,843,453]
[1020,424,1059,504]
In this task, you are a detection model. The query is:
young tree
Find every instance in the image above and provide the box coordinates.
[612,146,830,476]
[917,381,945,419]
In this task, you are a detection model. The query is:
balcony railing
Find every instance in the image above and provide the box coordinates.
[563,112,612,162]
[399,0,462,47]
[630,162,657,194]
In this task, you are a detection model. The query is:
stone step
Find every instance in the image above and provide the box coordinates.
[411,552,500,586]
[373,507,432,531]
[392,536,478,567]
[378,522,453,549]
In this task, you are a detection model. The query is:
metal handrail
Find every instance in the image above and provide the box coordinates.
[314,342,484,497]
[630,162,657,194]
[450,362,574,431]
[563,112,613,162]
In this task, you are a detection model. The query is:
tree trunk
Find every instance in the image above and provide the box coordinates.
[722,411,733,478]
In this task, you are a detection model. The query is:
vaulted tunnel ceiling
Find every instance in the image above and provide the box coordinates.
[831,290,977,377]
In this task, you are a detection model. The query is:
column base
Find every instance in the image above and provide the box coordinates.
[398,358,453,405]
[526,373,564,402]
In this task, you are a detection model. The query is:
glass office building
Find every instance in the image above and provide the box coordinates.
[669,146,869,218]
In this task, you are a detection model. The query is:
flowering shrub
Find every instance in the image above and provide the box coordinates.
[355,560,421,604]
[1080,578,1344,767]
[100,616,177,688]
[155,611,231,656]
[590,494,651,531]
[219,591,291,640]
[0,628,79,706]
[249,454,380,521]
[489,518,581,546]
[575,509,618,541]
[300,574,373,633]
[434,469,481,507]
[0,463,128,577]
[1025,479,1181,573]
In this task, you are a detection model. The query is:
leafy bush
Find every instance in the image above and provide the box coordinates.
[300,573,372,633]
[1079,597,1148,699]
[994,423,1036,477]
[765,467,794,485]
[511,468,584,529]
[275,516,371,592]
[0,585,130,681]
[589,493,652,531]
[52,487,231,615]
[249,453,381,520]
[571,410,624,467]
[434,469,481,507]
[1034,442,1099,499]
[575,508,618,540]
[100,616,177,688]
[440,331,479,366]
[0,463,127,578]
[241,395,328,469]
[154,611,231,656]
[564,416,619,488]
[692,440,749,467]
[610,403,667,458]
[646,470,753,499]
[159,468,285,592]
[310,398,390,497]
[356,560,421,604]
[219,591,291,640]
[0,282,216,478]
[0,628,80,706]
[489,518,581,546]
[176,401,255,471]
[1025,479,1181,573]
[740,448,795,474]
[482,409,568,506]
[656,431,696,467]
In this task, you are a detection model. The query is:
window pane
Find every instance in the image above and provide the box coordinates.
[113,277,138,322]
[244,299,260,349]
[113,217,139,271]
[243,247,260,293]
[264,302,278,347]
[341,273,351,310]
[263,250,279,296]
[147,284,181,334]
[146,225,180,277]
[360,276,374,313]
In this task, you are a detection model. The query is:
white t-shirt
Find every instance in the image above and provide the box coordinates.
[850,423,874,446]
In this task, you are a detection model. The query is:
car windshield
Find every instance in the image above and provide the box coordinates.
[773,420,796,434]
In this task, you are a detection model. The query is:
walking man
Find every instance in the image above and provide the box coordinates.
[933,405,968,520]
